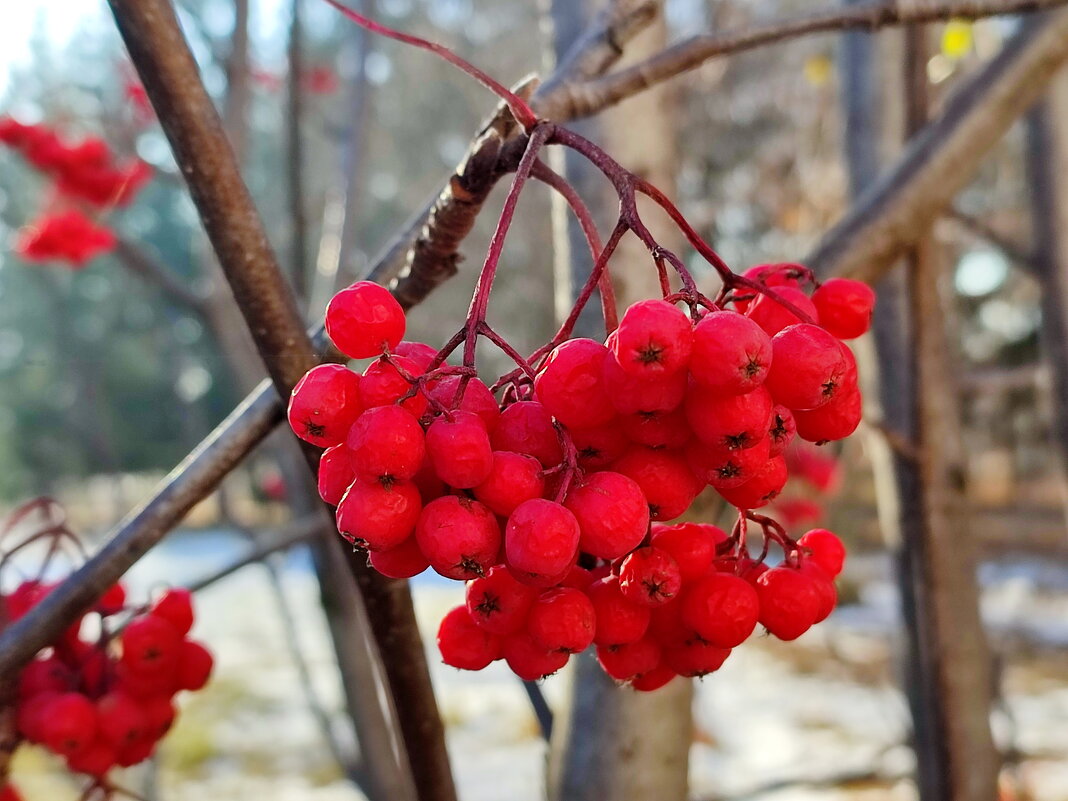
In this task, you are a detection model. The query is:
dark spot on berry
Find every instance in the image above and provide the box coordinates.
[743,357,762,378]
[717,463,741,479]
[459,556,484,577]
[724,433,750,450]
[302,419,326,438]
[770,415,788,441]
[636,343,665,365]
[821,379,838,398]
[474,592,501,619]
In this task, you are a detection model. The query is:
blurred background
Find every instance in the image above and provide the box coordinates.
[0,0,1066,799]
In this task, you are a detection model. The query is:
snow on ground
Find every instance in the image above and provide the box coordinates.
[8,532,1068,800]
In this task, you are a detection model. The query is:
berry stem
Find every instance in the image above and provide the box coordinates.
[321,0,538,131]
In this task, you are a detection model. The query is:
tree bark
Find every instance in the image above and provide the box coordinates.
[1025,72,1068,520]
[838,15,997,801]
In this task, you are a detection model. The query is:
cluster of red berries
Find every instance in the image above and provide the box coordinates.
[5,582,213,780]
[0,116,153,269]
[0,117,151,208]
[287,265,872,685]
[14,211,117,267]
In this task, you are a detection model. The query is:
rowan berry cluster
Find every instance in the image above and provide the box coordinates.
[288,264,872,687]
[5,582,212,787]
[0,116,152,268]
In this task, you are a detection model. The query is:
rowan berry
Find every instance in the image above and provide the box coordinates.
[346,405,425,482]
[368,536,430,579]
[472,451,544,517]
[611,447,701,521]
[150,588,194,637]
[465,566,537,636]
[417,496,501,580]
[798,528,846,577]
[501,632,569,680]
[438,607,501,671]
[765,324,850,410]
[716,454,788,509]
[534,338,617,429]
[527,588,596,653]
[287,364,362,448]
[336,479,421,551]
[564,471,649,560]
[596,637,661,681]
[505,499,580,586]
[491,401,563,468]
[318,445,355,505]
[680,574,759,648]
[685,384,773,451]
[650,522,725,582]
[611,299,693,375]
[745,285,818,336]
[755,567,820,641]
[121,616,182,676]
[812,278,875,339]
[587,576,651,646]
[690,311,772,394]
[618,547,683,607]
[325,281,405,359]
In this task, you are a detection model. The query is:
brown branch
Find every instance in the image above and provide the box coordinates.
[947,208,1037,268]
[112,238,208,312]
[558,0,1068,119]
[810,9,1068,280]
[287,0,309,299]
[185,517,320,593]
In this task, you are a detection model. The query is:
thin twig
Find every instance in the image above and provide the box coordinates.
[560,0,1068,120]
[112,238,207,312]
[947,208,1037,268]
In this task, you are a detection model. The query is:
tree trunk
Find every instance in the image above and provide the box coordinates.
[1025,71,1068,522]
[839,14,998,801]
[544,4,691,800]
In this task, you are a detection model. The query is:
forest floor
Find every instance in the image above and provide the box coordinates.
[7,531,1068,801]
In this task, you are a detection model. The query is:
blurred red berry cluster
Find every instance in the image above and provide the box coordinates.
[0,116,153,269]
[6,582,212,784]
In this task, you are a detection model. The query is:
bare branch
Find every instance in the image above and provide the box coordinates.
[558,0,1068,119]
[947,208,1036,267]
[185,517,320,594]
[810,9,1068,280]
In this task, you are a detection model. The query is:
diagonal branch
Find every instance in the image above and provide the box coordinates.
[554,0,1068,120]
[112,237,207,312]
[810,9,1068,279]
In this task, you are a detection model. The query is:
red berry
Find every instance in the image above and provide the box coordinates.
[745,285,818,336]
[141,695,176,739]
[602,354,686,415]
[416,496,501,580]
[393,340,437,371]
[686,436,771,489]
[287,364,362,448]
[716,455,788,509]
[491,401,563,468]
[466,566,537,636]
[685,384,773,451]
[426,375,501,432]
[501,632,568,680]
[318,444,355,505]
[472,451,545,517]
[680,574,759,648]
[336,479,422,551]
[755,567,820,641]
[662,641,731,677]
[527,588,595,654]
[505,499,580,586]
[96,691,146,749]
[66,740,116,777]
[17,692,57,743]
[619,407,690,449]
[346,405,425,482]
[325,281,405,359]
[360,355,428,417]
[368,536,430,579]
[611,299,693,376]
[812,278,875,339]
[425,410,494,488]
[115,663,174,699]
[175,641,214,691]
[690,311,772,394]
[800,561,838,623]
[768,405,796,457]
[587,576,651,646]
[534,339,616,429]
[611,447,701,521]
[765,324,851,410]
[121,616,182,676]
[618,547,683,607]
[650,522,725,582]
[18,657,73,696]
[596,637,661,681]
[798,528,846,577]
[630,662,677,692]
[564,471,649,560]
[438,606,501,670]
[793,386,862,443]
[151,588,194,636]
[570,424,629,470]
[40,693,97,757]
[96,583,126,616]
[116,737,156,768]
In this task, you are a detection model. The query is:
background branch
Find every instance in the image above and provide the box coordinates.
[554,0,1068,120]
